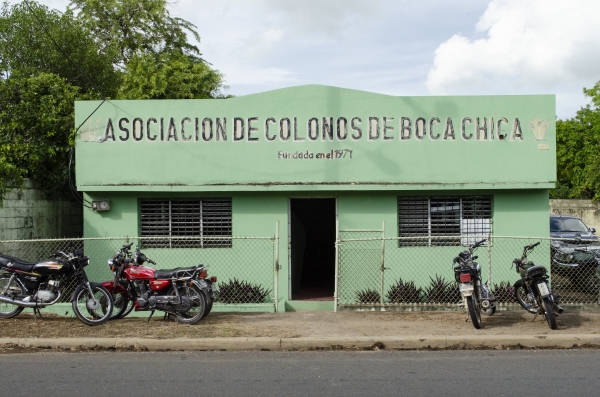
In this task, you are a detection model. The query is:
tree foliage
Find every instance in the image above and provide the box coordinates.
[0,1,119,97]
[69,0,202,68]
[119,51,226,99]
[69,0,227,99]
[553,85,600,201]
[0,73,82,196]
[0,0,227,204]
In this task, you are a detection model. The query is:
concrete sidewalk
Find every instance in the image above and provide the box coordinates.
[2,334,600,352]
[1,310,600,351]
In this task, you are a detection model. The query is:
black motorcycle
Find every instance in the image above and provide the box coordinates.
[513,242,563,330]
[0,248,113,326]
[453,238,497,329]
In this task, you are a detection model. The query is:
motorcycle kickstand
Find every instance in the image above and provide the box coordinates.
[146,310,155,323]
[33,308,43,321]
[532,311,538,322]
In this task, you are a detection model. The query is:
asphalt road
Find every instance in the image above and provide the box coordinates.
[1,350,599,396]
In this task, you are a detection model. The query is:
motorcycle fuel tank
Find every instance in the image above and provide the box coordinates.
[32,261,68,275]
[124,265,155,281]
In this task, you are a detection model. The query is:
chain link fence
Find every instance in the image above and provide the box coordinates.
[337,235,600,309]
[0,236,277,308]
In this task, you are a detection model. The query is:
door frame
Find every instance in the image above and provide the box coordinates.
[287,197,338,300]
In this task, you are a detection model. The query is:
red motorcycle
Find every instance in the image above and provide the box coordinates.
[101,243,215,324]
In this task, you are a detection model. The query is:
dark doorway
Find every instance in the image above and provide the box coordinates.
[290,198,336,300]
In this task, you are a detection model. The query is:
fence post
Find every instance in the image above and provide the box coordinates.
[274,221,280,313]
[334,219,339,312]
[380,221,386,305]
[487,233,492,286]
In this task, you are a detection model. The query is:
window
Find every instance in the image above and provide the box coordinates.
[140,198,232,248]
[398,196,492,246]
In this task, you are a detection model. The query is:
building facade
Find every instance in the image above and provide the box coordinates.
[75,85,556,311]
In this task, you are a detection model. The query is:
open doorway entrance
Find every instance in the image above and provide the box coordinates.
[290,198,336,300]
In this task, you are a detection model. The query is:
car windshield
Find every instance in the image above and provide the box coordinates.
[550,218,589,233]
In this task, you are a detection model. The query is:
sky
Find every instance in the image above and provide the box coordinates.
[26,0,600,119]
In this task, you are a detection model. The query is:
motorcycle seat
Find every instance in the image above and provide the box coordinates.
[526,265,547,278]
[154,266,197,280]
[0,254,36,272]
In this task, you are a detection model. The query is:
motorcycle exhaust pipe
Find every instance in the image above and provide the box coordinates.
[0,295,44,308]
[552,303,564,314]
[0,291,62,308]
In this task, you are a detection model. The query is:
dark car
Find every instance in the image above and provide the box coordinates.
[550,215,600,296]
[550,215,598,241]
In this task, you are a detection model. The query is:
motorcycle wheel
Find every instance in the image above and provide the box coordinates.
[514,280,537,314]
[0,276,25,319]
[542,297,558,330]
[584,274,600,295]
[168,284,206,325]
[176,290,212,321]
[72,285,113,326]
[103,290,134,320]
[466,296,482,329]
[203,294,213,319]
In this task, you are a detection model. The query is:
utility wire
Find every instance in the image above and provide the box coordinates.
[22,0,106,100]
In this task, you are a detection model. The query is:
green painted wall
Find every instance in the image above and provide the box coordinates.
[75,85,555,192]
[82,189,549,309]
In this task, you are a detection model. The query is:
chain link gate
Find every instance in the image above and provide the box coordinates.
[336,234,600,310]
[0,235,278,310]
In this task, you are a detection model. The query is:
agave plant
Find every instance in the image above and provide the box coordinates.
[217,278,271,304]
[492,281,515,303]
[356,288,381,304]
[424,275,459,303]
[386,278,423,303]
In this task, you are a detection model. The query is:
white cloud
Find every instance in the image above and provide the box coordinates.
[242,28,284,60]
[222,65,297,86]
[426,0,600,96]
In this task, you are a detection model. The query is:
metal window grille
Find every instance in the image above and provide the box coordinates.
[140,198,232,248]
[398,196,492,246]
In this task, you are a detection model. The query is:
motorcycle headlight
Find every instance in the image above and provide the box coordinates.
[108,259,114,271]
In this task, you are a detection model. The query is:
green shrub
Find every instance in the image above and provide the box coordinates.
[217,278,271,304]
[386,279,423,303]
[356,288,381,304]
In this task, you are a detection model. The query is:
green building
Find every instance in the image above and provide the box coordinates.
[75,85,556,311]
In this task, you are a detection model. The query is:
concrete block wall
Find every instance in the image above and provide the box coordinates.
[550,199,600,231]
[0,179,82,240]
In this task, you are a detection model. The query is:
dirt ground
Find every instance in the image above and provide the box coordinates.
[1,309,599,340]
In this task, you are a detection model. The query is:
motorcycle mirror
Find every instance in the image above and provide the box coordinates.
[73,248,83,256]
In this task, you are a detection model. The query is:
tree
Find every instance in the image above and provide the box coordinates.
[0,0,227,204]
[0,73,83,196]
[119,51,227,99]
[69,0,202,68]
[0,1,119,97]
[69,0,228,99]
[552,85,600,201]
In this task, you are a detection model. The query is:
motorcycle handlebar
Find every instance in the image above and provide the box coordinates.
[472,239,487,248]
[524,242,540,250]
[122,242,133,251]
